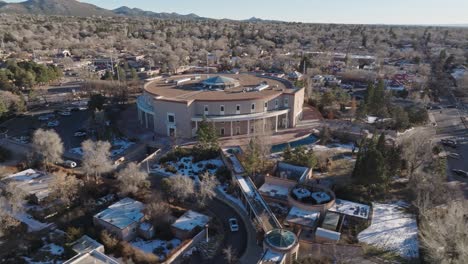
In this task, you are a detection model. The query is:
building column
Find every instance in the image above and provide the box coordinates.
[230,121,233,137]
[262,118,265,133]
[145,112,149,129]
[275,115,278,132]
[247,119,250,135]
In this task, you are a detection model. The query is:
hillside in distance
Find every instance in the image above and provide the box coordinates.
[0,0,204,19]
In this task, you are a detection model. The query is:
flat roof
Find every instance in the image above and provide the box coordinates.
[64,249,119,264]
[259,183,289,200]
[94,198,144,230]
[260,249,285,263]
[286,206,320,228]
[316,227,341,241]
[328,199,370,219]
[144,74,298,102]
[171,210,209,231]
[2,169,52,201]
[71,235,103,254]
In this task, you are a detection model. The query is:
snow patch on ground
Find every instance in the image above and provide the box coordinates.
[151,157,223,183]
[69,138,134,157]
[217,185,247,213]
[131,238,181,260]
[40,243,64,256]
[358,202,419,259]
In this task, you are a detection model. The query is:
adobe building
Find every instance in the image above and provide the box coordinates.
[137,74,305,138]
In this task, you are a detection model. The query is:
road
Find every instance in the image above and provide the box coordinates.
[430,97,468,199]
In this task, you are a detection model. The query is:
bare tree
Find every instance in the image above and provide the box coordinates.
[0,197,21,237]
[419,201,468,264]
[81,140,113,182]
[115,162,150,196]
[162,175,195,202]
[400,129,433,178]
[223,246,239,264]
[32,129,64,169]
[198,172,218,207]
[143,200,174,227]
[49,174,82,206]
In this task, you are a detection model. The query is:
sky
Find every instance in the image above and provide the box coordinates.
[5,0,468,25]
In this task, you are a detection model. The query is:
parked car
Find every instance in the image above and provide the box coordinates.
[229,218,239,232]
[63,160,77,168]
[441,139,457,148]
[452,169,468,178]
[74,130,87,137]
[59,111,71,116]
[38,113,54,121]
[448,153,461,159]
[47,120,59,127]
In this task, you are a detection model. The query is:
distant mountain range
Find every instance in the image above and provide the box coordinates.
[0,0,206,20]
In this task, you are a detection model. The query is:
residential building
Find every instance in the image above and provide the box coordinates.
[93,198,145,241]
[1,169,53,204]
[171,210,210,240]
[71,235,105,255]
[137,74,305,138]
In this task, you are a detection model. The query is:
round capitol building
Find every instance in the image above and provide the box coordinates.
[137,73,305,138]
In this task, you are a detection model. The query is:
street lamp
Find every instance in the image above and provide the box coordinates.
[205,224,209,243]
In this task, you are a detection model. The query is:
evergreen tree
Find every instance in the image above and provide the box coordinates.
[197,118,219,150]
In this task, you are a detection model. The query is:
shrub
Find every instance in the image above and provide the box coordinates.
[100,230,119,252]
[206,163,217,170]
[174,147,191,159]
[165,165,177,174]
[159,152,177,163]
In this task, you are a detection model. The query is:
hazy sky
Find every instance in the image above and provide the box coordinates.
[6,0,468,24]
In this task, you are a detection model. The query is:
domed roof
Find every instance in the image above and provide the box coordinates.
[202,76,240,88]
[264,229,297,250]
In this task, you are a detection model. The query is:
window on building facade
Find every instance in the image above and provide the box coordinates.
[204,105,209,115]
[236,104,240,114]
[167,113,175,123]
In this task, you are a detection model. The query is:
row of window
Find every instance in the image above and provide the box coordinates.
[203,98,289,115]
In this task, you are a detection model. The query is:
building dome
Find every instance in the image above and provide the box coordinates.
[202,75,240,89]
[264,229,298,251]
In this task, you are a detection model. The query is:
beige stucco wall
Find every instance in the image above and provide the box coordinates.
[141,86,305,138]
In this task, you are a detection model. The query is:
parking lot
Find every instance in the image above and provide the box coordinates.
[1,109,91,151]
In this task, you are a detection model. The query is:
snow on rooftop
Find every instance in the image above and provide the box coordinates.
[286,206,320,227]
[64,249,119,264]
[261,249,285,263]
[329,199,370,219]
[237,177,253,196]
[3,169,52,201]
[14,212,52,232]
[358,202,419,259]
[259,183,289,199]
[316,227,341,241]
[71,235,103,254]
[171,210,210,231]
[139,222,153,232]
[94,198,144,230]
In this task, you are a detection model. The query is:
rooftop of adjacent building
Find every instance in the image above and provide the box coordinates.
[94,197,144,230]
[144,73,299,102]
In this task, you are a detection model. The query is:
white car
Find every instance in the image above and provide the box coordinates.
[448,153,461,159]
[74,131,87,137]
[228,218,239,232]
[59,111,71,116]
[63,160,77,168]
[47,120,59,127]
